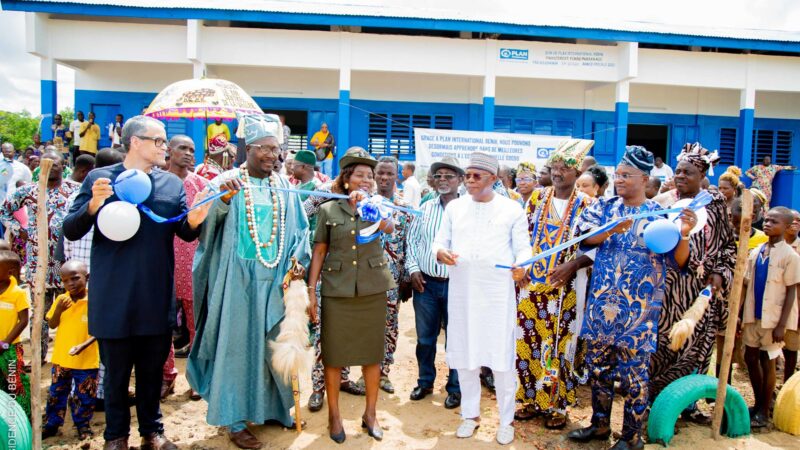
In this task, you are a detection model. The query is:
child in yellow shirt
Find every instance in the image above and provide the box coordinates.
[0,249,31,418]
[43,260,98,440]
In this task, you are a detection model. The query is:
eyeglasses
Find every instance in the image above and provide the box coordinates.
[248,144,281,156]
[614,172,644,181]
[515,177,535,183]
[464,172,485,181]
[136,136,167,147]
[433,174,458,181]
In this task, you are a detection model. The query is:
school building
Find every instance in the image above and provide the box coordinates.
[3,0,800,206]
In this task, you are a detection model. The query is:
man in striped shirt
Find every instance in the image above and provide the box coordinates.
[406,156,463,409]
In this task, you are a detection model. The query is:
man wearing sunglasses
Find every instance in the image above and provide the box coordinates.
[406,156,464,409]
[432,152,531,445]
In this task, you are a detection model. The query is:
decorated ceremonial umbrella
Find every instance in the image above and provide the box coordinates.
[144,78,261,120]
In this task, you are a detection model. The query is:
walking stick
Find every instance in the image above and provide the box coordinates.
[31,157,53,450]
[272,257,311,433]
[712,189,753,439]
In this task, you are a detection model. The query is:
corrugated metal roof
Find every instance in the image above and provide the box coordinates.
[6,0,800,43]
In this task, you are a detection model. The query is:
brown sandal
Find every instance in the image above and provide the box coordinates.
[544,412,567,429]
[514,406,539,421]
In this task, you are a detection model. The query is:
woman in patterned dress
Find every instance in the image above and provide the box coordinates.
[648,143,737,419]
[514,140,594,428]
[745,156,795,207]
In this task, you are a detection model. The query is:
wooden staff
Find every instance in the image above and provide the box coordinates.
[712,189,753,439]
[31,157,53,450]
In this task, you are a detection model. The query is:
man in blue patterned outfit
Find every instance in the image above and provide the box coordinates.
[567,146,694,450]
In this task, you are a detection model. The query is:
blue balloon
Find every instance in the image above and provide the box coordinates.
[643,219,681,254]
[114,169,152,204]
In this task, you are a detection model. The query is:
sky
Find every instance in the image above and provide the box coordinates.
[0,1,796,117]
[0,11,74,115]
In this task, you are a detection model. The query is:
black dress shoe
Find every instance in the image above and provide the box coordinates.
[362,418,383,441]
[409,386,433,401]
[308,391,324,412]
[480,371,495,392]
[566,425,612,443]
[609,437,645,450]
[444,392,461,409]
[174,344,191,358]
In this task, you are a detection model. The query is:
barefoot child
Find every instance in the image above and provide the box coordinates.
[43,260,98,440]
[742,207,800,427]
[782,209,800,382]
[0,249,31,417]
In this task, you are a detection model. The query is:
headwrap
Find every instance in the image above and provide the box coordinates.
[547,139,594,169]
[466,152,499,174]
[207,135,235,156]
[676,142,720,176]
[236,113,284,145]
[619,145,655,174]
[516,161,537,175]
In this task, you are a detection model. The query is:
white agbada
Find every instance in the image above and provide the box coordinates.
[432,193,531,372]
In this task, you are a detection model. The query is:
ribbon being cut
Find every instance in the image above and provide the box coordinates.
[496,190,714,270]
[101,168,421,243]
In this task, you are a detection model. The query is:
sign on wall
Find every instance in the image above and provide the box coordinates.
[414,128,568,174]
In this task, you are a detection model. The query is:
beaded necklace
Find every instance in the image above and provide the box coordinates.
[240,166,286,269]
[529,187,579,279]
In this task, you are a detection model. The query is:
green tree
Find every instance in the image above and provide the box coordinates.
[59,106,74,125]
[0,110,39,152]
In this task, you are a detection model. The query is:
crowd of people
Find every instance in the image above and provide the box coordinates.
[0,112,798,450]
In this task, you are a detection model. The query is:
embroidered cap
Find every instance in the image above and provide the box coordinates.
[466,152,499,175]
[294,150,317,167]
[236,113,284,145]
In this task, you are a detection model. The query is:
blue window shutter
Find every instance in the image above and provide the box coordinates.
[555,120,574,137]
[513,118,533,134]
[368,113,388,155]
[775,130,793,165]
[494,116,512,133]
[718,128,737,165]
[534,120,553,135]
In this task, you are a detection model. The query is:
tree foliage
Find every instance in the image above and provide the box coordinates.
[59,106,74,125]
[0,110,39,151]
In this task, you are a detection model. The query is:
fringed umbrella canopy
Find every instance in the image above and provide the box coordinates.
[144,78,262,120]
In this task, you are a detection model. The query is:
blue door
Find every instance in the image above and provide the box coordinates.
[670,125,699,163]
[91,103,121,149]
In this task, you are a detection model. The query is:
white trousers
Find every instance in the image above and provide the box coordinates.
[457,368,517,427]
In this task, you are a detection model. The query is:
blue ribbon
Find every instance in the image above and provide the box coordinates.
[494,206,684,269]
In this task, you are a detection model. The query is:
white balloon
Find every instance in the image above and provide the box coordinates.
[97,201,141,242]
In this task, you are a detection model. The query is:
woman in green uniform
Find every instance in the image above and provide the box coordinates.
[307,147,396,443]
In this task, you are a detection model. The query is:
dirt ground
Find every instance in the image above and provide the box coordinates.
[30,303,800,449]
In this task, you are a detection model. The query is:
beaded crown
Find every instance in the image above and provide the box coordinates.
[547,139,595,169]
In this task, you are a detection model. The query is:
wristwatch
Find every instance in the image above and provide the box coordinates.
[0,341,9,350]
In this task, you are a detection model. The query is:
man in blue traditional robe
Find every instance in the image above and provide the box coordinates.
[187,113,311,450]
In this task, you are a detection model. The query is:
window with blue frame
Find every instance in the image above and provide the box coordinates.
[494,116,574,136]
[752,129,793,165]
[367,113,453,157]
[718,128,737,165]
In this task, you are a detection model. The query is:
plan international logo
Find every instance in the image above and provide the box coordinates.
[499,48,529,61]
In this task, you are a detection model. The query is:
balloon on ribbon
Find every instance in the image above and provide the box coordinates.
[98,200,141,241]
[643,219,682,254]
[114,169,152,204]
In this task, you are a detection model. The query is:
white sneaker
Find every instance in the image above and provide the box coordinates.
[456,419,480,438]
[496,425,514,445]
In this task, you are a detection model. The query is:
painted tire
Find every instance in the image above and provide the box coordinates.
[647,374,750,446]
[774,370,800,435]
[0,389,32,450]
